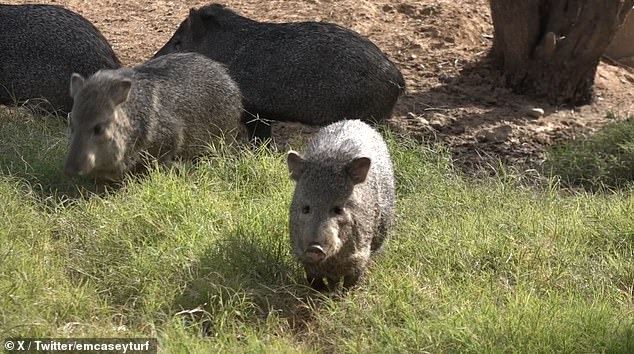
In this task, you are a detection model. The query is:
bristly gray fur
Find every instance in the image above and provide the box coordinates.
[153,3,405,140]
[288,119,396,290]
[0,4,121,113]
[65,52,245,180]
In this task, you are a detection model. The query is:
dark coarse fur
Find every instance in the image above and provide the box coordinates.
[287,120,395,291]
[153,3,406,140]
[65,52,244,180]
[0,4,121,113]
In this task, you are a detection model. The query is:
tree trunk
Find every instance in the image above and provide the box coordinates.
[490,0,633,106]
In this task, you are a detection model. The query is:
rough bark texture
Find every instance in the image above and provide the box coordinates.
[490,0,633,106]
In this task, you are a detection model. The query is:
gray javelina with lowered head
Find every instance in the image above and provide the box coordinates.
[287,119,395,291]
[65,52,245,180]
[153,4,406,140]
[0,4,120,113]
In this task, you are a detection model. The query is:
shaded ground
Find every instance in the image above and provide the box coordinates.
[8,0,634,173]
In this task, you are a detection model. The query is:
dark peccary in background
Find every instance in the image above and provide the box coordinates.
[153,3,406,140]
[0,4,121,113]
[65,52,245,180]
[287,119,396,291]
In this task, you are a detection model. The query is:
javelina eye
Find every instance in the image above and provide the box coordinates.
[301,205,310,214]
[93,124,104,136]
[332,206,344,215]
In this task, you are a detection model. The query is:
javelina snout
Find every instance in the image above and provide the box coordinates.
[64,137,98,177]
[304,242,326,263]
[64,72,129,179]
[63,151,95,176]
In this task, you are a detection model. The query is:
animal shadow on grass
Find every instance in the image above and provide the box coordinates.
[0,107,111,203]
[172,228,330,336]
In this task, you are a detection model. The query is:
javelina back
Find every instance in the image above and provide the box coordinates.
[153,4,406,140]
[287,119,395,291]
[0,4,120,113]
[65,52,244,180]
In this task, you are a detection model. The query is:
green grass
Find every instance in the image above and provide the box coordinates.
[545,116,634,191]
[1,107,633,353]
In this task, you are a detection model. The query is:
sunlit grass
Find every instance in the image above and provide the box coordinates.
[1,108,632,352]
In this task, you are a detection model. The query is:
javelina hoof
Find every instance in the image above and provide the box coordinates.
[306,272,327,291]
[326,277,341,292]
[343,272,363,289]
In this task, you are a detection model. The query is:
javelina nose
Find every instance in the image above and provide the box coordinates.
[305,243,326,263]
[64,160,85,176]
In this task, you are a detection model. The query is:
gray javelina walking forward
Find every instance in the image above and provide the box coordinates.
[65,52,245,180]
[0,4,120,113]
[287,119,396,291]
[153,4,406,140]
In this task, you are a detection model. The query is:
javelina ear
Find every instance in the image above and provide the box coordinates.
[69,73,85,98]
[189,8,206,38]
[287,150,305,181]
[109,78,132,106]
[346,157,371,184]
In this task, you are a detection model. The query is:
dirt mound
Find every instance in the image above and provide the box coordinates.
[8,0,634,174]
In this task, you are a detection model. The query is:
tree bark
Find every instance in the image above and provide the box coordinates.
[490,0,633,106]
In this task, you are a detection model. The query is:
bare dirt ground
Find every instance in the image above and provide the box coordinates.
[8,0,634,174]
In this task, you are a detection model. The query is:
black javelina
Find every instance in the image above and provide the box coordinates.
[154,4,406,140]
[0,4,121,113]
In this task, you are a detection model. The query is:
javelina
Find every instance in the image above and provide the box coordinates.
[64,52,244,180]
[0,4,120,113]
[153,4,406,140]
[287,119,395,291]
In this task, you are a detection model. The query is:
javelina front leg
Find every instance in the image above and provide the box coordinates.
[342,270,364,289]
[306,271,327,291]
[326,277,341,291]
[244,116,272,142]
